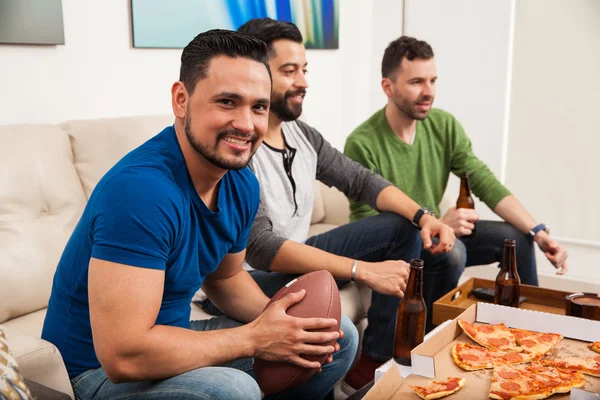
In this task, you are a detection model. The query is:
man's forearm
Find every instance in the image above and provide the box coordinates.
[375,185,421,221]
[106,323,255,382]
[270,240,356,280]
[202,270,269,322]
[493,195,537,233]
[106,270,267,381]
[269,185,422,279]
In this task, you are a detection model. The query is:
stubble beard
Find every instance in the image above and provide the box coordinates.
[184,112,258,171]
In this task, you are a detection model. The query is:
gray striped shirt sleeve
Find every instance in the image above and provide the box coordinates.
[297,120,391,207]
[245,121,393,272]
[245,199,286,271]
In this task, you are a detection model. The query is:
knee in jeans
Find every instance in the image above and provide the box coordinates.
[380,212,423,248]
[407,228,424,251]
[498,223,533,250]
[202,369,261,400]
[446,242,467,274]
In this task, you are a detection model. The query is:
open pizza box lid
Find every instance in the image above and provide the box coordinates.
[364,362,406,400]
[370,302,600,398]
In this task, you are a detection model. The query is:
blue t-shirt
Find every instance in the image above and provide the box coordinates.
[41,126,259,378]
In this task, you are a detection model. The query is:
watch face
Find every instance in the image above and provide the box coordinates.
[423,208,435,217]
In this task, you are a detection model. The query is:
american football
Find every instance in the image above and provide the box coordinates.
[253,270,342,394]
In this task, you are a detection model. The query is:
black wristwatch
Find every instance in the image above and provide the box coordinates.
[412,207,435,228]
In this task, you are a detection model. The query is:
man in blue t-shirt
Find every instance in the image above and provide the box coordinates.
[41,29,358,400]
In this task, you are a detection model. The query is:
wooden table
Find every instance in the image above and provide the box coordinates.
[432,278,573,326]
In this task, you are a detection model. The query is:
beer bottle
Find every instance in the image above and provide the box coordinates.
[457,172,476,236]
[494,239,521,307]
[394,259,427,366]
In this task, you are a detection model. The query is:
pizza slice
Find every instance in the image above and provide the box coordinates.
[409,377,466,400]
[451,343,537,371]
[589,341,600,354]
[508,327,563,356]
[489,362,585,400]
[542,355,600,377]
[457,319,520,351]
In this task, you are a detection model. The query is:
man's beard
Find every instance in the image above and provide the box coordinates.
[270,88,306,122]
[392,93,433,121]
[184,113,258,171]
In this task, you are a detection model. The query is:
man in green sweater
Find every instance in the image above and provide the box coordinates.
[345,36,569,333]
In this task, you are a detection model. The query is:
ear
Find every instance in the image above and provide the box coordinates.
[171,81,188,120]
[381,77,394,98]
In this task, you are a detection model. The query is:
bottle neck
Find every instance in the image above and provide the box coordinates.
[460,178,472,197]
[502,245,518,274]
[405,265,424,298]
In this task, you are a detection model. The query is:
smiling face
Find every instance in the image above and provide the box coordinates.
[383,57,437,120]
[173,55,271,171]
[267,39,308,122]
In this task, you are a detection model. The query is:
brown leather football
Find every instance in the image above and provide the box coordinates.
[253,270,341,395]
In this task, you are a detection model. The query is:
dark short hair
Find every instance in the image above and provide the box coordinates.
[179,29,271,94]
[381,36,434,79]
[237,18,303,57]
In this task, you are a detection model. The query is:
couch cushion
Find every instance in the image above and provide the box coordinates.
[0,124,86,324]
[339,283,367,324]
[310,181,325,224]
[320,183,350,226]
[1,310,47,339]
[308,223,341,238]
[0,325,73,399]
[60,115,174,198]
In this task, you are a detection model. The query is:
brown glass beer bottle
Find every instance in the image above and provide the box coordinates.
[494,239,521,307]
[457,172,476,236]
[393,259,427,366]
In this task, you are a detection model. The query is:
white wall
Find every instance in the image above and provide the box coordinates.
[507,0,600,283]
[301,0,372,151]
[2,1,597,287]
[0,0,403,153]
[0,1,179,125]
[403,0,515,221]
[367,1,407,120]
[402,0,600,286]
[302,0,404,150]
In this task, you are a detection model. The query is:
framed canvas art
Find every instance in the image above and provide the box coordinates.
[131,0,339,49]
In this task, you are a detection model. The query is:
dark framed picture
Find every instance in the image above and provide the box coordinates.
[0,0,65,45]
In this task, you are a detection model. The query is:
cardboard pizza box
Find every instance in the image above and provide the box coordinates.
[572,387,600,399]
[371,302,600,399]
[363,362,405,400]
[370,366,600,399]
[432,277,572,325]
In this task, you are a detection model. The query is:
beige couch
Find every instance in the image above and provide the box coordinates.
[0,115,368,398]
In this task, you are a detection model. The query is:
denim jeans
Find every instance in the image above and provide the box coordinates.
[70,315,358,400]
[420,220,537,331]
[204,212,422,363]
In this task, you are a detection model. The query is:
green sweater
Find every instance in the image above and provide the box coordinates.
[344,107,511,221]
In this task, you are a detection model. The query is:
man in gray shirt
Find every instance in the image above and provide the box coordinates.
[202,18,455,393]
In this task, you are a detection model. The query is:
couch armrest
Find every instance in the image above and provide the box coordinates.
[0,325,74,399]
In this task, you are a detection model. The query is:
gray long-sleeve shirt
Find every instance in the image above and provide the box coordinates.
[245,120,392,271]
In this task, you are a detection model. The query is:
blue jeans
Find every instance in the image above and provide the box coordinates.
[420,220,537,331]
[216,212,421,363]
[71,315,358,400]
